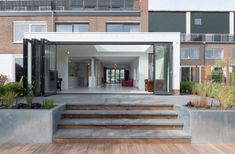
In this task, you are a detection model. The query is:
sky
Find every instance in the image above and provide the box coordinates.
[149,0,235,11]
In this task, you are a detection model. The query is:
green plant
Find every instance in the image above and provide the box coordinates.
[2,91,17,108]
[42,99,55,109]
[26,91,34,106]
[0,84,5,97]
[180,81,195,94]
[4,82,23,96]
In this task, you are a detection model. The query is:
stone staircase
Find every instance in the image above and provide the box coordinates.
[53,104,191,143]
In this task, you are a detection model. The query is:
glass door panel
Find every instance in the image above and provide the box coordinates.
[154,43,173,94]
[42,39,57,96]
[23,39,33,95]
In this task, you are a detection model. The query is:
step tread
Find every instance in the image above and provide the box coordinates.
[53,129,191,139]
[66,104,174,107]
[62,110,177,115]
[59,119,183,126]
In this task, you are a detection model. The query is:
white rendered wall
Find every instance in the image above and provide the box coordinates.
[0,54,22,83]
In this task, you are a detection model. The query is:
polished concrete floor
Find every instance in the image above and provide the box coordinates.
[34,94,195,106]
[58,84,152,94]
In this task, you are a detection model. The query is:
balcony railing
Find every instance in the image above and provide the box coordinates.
[0,0,140,11]
[181,33,235,43]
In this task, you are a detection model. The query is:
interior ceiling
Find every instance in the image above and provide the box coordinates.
[59,45,153,53]
[96,56,138,65]
[69,56,137,66]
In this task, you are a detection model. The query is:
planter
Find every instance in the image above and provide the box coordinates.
[175,104,235,143]
[0,105,64,143]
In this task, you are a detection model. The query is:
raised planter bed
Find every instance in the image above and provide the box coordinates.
[0,105,64,143]
[175,104,235,143]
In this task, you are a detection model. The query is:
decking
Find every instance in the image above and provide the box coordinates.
[0,143,235,154]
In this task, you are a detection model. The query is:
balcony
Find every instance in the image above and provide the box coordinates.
[0,0,140,11]
[181,33,235,43]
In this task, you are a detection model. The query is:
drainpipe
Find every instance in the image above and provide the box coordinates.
[51,10,55,32]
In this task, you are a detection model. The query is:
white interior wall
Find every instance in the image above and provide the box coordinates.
[57,49,68,90]
[129,58,139,88]
[138,54,149,90]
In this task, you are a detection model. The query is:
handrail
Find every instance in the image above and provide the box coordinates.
[181,33,235,43]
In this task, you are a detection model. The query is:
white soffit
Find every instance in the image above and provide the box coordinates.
[94,45,151,52]
[149,0,235,12]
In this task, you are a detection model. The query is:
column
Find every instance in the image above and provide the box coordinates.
[89,58,96,88]
[186,12,191,34]
[229,12,234,35]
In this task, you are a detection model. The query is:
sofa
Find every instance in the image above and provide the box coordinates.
[122,79,133,87]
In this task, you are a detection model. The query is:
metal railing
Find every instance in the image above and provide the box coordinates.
[0,0,140,11]
[181,33,235,43]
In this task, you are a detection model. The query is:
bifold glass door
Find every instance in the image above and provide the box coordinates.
[154,43,173,94]
[42,39,57,96]
[23,39,57,96]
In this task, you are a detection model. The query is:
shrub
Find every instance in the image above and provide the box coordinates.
[2,91,17,108]
[180,81,195,94]
[0,84,4,96]
[4,82,23,96]
[43,99,55,109]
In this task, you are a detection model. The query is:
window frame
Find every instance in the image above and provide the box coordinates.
[13,21,47,43]
[205,48,223,60]
[55,22,90,32]
[181,47,200,60]
[232,49,235,59]
[106,22,141,32]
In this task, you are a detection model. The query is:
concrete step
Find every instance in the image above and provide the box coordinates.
[53,129,191,143]
[58,119,184,130]
[62,110,178,119]
[66,104,174,110]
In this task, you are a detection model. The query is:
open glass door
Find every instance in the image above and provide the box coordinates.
[154,43,173,94]
[41,39,57,96]
[23,39,33,95]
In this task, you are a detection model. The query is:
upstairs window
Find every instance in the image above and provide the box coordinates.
[181,48,200,59]
[56,23,89,32]
[106,23,140,32]
[205,48,223,59]
[14,21,46,43]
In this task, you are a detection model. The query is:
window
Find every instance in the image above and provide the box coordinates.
[56,23,89,32]
[14,22,46,43]
[106,23,140,32]
[194,18,202,25]
[181,48,200,59]
[232,49,235,59]
[205,48,223,59]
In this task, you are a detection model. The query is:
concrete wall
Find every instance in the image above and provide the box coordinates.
[0,105,64,144]
[175,104,235,143]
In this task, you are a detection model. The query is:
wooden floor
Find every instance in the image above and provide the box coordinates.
[0,143,235,154]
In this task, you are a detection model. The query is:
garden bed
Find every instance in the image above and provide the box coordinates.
[0,105,64,143]
[175,104,235,143]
